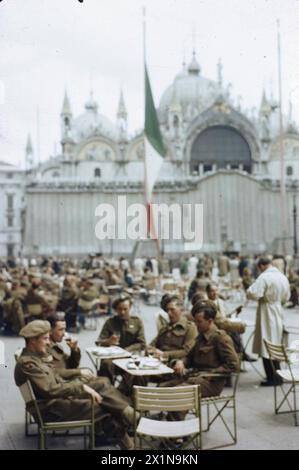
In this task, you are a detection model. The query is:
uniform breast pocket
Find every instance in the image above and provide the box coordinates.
[126,326,139,339]
[199,345,214,356]
[170,329,186,347]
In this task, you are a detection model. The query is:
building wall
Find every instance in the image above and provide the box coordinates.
[0,167,24,257]
[23,171,296,256]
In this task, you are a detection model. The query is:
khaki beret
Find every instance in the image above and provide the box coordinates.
[19,320,51,339]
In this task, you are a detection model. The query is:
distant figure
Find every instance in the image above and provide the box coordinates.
[187,254,198,279]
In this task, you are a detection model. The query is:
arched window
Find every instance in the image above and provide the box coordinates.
[94,168,101,178]
[286,166,293,176]
[64,117,70,128]
[190,125,252,174]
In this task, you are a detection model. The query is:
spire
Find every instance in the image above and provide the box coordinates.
[217,58,223,88]
[117,89,127,121]
[260,89,271,116]
[25,134,34,170]
[61,90,72,116]
[26,134,33,155]
[85,88,98,112]
[187,50,200,76]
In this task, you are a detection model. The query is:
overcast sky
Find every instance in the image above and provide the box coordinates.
[1,0,299,167]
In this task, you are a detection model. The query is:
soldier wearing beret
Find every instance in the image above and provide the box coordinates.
[14,320,135,449]
[96,295,146,384]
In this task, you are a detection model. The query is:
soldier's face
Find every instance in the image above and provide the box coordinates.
[116,300,131,321]
[207,286,217,300]
[166,302,182,324]
[194,312,212,334]
[32,333,50,355]
[50,321,66,343]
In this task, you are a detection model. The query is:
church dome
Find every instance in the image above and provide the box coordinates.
[71,94,118,142]
[159,52,219,123]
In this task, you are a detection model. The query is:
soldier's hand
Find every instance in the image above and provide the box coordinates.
[173,360,185,376]
[109,334,120,346]
[80,368,95,379]
[83,384,102,404]
[152,348,163,359]
[66,337,79,350]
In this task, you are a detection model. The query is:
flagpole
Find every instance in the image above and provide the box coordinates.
[142,6,150,237]
[142,7,160,252]
[277,19,287,255]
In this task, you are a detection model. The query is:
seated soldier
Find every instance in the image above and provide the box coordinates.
[206,283,256,362]
[4,282,28,335]
[47,313,108,384]
[163,302,240,399]
[148,295,197,365]
[14,320,135,449]
[96,294,146,384]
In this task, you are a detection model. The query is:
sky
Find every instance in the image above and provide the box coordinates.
[1,0,299,167]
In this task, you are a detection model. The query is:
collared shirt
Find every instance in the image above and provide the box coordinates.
[14,348,85,406]
[184,324,240,374]
[45,340,81,379]
[151,315,197,361]
[96,315,146,352]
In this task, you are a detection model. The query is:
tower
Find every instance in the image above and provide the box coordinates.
[25,134,34,170]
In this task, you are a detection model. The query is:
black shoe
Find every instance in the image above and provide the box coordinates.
[243,353,258,362]
[95,434,114,447]
[260,377,283,387]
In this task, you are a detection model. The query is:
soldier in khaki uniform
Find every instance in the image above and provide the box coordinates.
[96,295,145,384]
[14,321,135,449]
[206,284,256,362]
[25,279,51,320]
[5,287,27,335]
[148,295,197,364]
[164,302,239,399]
[46,314,110,387]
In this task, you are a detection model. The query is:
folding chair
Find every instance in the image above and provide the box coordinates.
[14,348,37,437]
[133,385,202,450]
[18,380,95,449]
[264,339,299,426]
[200,372,240,449]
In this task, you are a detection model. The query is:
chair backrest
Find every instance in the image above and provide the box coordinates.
[264,339,288,362]
[14,348,23,363]
[134,385,200,414]
[18,380,43,426]
[19,380,35,405]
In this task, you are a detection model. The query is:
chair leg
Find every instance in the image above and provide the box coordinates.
[83,426,87,449]
[25,410,29,437]
[293,387,298,426]
[39,429,45,450]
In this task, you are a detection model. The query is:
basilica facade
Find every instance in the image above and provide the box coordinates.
[17,53,299,257]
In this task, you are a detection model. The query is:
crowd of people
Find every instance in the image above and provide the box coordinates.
[1,251,298,449]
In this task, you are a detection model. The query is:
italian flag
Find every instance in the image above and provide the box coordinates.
[144,64,166,237]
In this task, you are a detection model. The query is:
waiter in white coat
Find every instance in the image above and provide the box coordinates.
[246,257,290,386]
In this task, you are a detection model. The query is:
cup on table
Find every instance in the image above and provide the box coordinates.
[132,354,141,368]
[112,330,120,345]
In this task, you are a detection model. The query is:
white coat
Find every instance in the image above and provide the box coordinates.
[246,266,290,358]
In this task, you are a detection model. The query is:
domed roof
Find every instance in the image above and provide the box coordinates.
[159,53,219,123]
[71,94,118,142]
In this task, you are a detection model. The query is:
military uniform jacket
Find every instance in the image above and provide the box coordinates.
[14,349,85,414]
[151,316,197,361]
[96,315,146,352]
[46,341,81,379]
[183,324,240,375]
